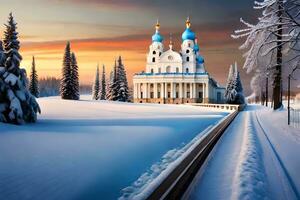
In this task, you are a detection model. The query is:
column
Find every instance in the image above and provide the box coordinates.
[206,82,209,98]
[193,83,196,98]
[134,83,137,99]
[144,83,147,99]
[154,83,158,98]
[202,83,205,99]
[184,83,187,98]
[138,83,141,99]
[161,83,164,99]
[179,83,183,98]
[170,82,174,98]
[190,83,193,98]
[164,83,168,98]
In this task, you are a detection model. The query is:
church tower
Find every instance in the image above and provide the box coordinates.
[146,20,164,73]
[181,17,197,73]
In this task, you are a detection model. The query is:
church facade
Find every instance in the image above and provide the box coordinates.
[133,18,225,104]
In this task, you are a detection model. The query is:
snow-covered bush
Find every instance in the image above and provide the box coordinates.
[0,13,40,124]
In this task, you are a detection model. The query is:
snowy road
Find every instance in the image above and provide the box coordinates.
[0,97,229,200]
[187,105,300,200]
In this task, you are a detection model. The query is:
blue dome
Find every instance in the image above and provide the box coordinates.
[152,31,163,43]
[197,55,204,64]
[182,28,196,41]
[194,44,200,52]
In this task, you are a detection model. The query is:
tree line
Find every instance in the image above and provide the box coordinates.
[92,56,129,102]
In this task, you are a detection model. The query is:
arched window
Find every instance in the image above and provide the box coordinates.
[188,43,191,47]
[152,57,155,62]
[151,69,154,73]
[186,49,190,54]
[176,68,179,73]
[186,68,189,73]
[158,68,161,73]
[186,57,190,62]
[166,66,171,73]
[153,51,156,55]
[159,52,161,56]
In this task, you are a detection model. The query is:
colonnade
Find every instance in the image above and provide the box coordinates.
[134,82,209,100]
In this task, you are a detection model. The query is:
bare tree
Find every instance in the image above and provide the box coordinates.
[232,0,300,110]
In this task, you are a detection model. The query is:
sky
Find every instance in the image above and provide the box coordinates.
[0,0,258,94]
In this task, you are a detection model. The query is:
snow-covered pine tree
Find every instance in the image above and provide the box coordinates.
[0,41,5,66]
[29,56,39,97]
[100,64,106,100]
[0,13,40,124]
[115,56,129,102]
[60,42,73,100]
[232,0,300,109]
[106,69,114,100]
[231,64,245,104]
[92,64,100,100]
[70,52,80,100]
[225,64,234,102]
[225,63,245,104]
[110,59,119,101]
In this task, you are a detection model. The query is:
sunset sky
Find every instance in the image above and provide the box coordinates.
[0,0,257,94]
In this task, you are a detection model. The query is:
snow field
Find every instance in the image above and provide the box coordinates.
[0,96,229,200]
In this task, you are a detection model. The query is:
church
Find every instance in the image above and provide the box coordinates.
[133,18,225,104]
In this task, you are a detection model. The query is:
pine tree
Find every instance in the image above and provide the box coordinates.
[115,56,129,102]
[225,64,234,102]
[92,64,100,100]
[0,13,40,124]
[225,63,245,104]
[29,56,39,97]
[110,60,119,101]
[70,52,80,100]
[106,69,114,100]
[0,40,5,66]
[60,42,73,100]
[100,64,106,100]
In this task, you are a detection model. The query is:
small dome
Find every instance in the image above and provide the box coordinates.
[194,44,200,52]
[152,32,163,43]
[182,28,195,41]
[197,55,204,64]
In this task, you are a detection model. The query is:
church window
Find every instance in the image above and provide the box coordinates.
[151,69,154,73]
[166,66,171,73]
[186,68,189,73]
[159,52,161,56]
[168,55,173,60]
[176,68,179,73]
[186,57,190,62]
[153,51,156,55]
[152,57,155,62]
[186,49,190,54]
[158,68,161,73]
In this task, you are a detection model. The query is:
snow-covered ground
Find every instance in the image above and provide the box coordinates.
[0,96,229,200]
[187,104,300,200]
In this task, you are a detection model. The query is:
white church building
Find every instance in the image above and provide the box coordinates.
[133,18,225,104]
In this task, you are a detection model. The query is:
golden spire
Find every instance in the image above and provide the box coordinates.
[155,19,160,32]
[186,16,191,28]
[169,33,173,50]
